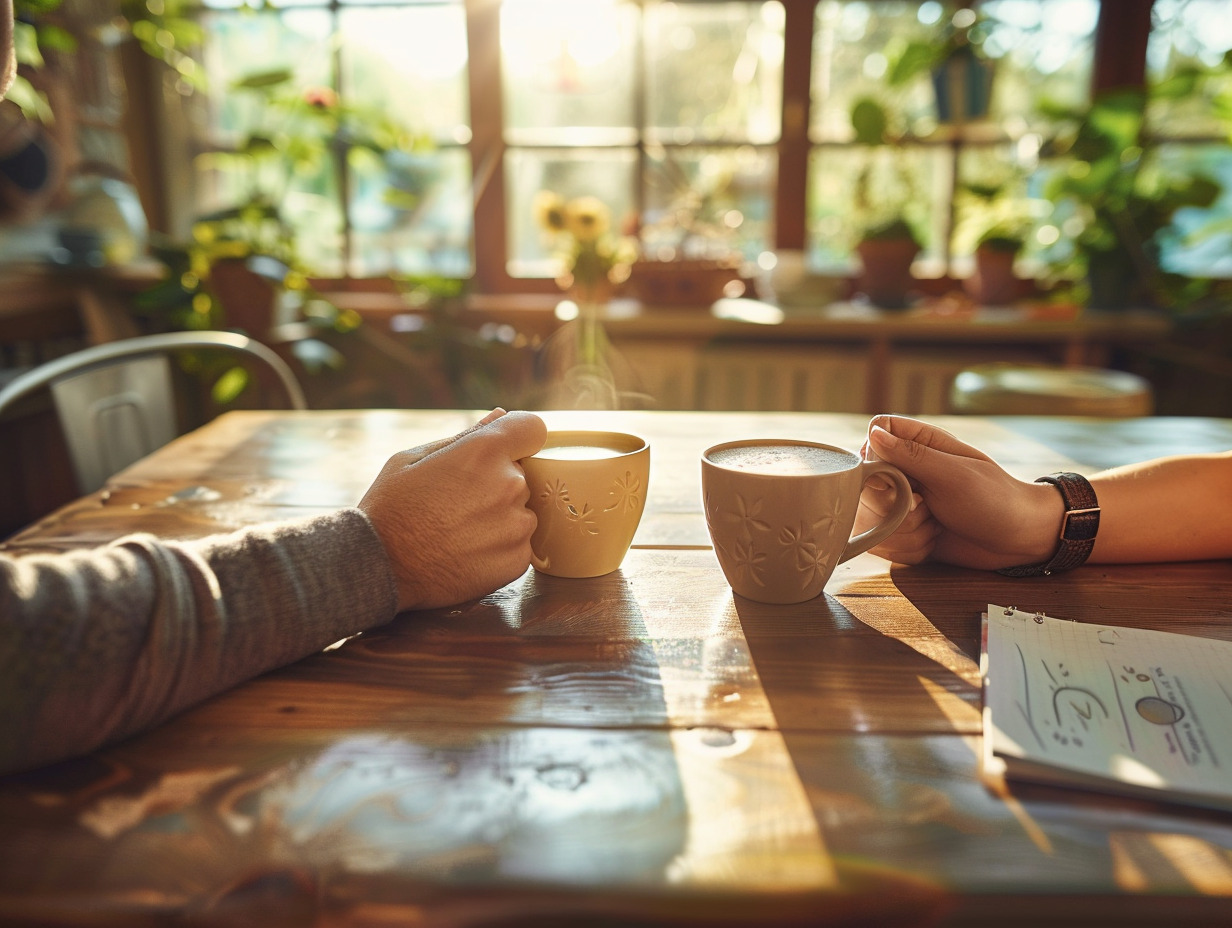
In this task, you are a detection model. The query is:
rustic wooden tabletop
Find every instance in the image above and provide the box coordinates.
[3,409,1232,927]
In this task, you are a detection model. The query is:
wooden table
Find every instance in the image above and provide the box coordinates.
[3,409,1232,927]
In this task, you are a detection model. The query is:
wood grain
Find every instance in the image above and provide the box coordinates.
[3,410,1232,926]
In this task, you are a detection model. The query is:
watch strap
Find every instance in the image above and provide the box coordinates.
[997,472,1100,578]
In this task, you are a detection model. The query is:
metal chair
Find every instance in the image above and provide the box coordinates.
[0,331,307,494]
[948,362,1154,417]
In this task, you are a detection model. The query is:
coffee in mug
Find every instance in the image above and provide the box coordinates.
[522,430,650,578]
[702,438,912,604]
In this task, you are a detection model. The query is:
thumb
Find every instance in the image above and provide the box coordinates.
[400,409,511,466]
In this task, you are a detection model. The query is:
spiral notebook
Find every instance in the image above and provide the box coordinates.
[980,604,1232,811]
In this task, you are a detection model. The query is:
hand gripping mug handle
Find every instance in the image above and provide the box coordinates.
[839,462,913,564]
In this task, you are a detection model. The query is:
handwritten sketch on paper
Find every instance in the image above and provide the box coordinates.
[982,605,1232,808]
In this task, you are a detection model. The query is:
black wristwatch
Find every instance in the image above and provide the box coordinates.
[997,472,1101,578]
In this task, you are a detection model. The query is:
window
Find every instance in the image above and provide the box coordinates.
[501,0,783,281]
[193,0,472,278]
[807,0,1099,273]
[1145,0,1232,277]
[168,0,1228,292]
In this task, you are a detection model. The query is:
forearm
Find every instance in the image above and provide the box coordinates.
[1087,452,1232,564]
[0,508,398,774]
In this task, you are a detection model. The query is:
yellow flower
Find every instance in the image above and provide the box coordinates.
[564,196,610,243]
[533,190,568,232]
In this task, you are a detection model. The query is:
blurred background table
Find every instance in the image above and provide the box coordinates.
[3,409,1232,927]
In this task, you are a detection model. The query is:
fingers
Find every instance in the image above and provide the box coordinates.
[860,491,938,564]
[478,407,507,425]
[430,409,547,464]
[871,517,941,564]
[869,415,997,465]
[400,408,540,466]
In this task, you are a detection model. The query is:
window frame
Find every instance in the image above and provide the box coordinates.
[133,0,1171,294]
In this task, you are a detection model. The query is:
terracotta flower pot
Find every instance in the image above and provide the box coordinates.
[856,238,920,310]
[964,245,1021,306]
[628,258,745,307]
[208,257,284,337]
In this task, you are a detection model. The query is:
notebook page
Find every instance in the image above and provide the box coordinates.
[985,605,1232,799]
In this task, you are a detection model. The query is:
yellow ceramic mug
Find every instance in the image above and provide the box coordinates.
[522,430,650,578]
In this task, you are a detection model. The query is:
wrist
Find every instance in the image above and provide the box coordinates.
[998,473,1101,577]
[1019,480,1068,564]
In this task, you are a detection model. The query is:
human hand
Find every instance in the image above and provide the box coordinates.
[855,415,1062,569]
[359,408,547,611]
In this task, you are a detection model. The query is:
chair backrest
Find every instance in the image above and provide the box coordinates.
[948,362,1154,417]
[0,331,307,494]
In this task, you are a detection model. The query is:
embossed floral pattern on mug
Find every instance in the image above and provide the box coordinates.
[523,431,650,578]
[537,470,642,538]
[706,491,843,590]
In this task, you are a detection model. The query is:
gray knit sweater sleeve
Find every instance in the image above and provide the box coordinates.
[0,507,398,775]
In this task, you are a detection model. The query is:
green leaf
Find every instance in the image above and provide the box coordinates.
[4,76,53,122]
[240,134,278,156]
[383,188,423,211]
[13,22,44,67]
[1151,67,1200,100]
[211,366,250,405]
[16,0,67,16]
[1173,176,1222,210]
[36,23,76,52]
[850,97,889,146]
[233,69,294,91]
[887,41,937,86]
[1035,97,1083,121]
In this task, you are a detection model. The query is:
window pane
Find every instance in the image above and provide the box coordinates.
[200,154,345,276]
[197,9,342,273]
[810,1,1096,143]
[501,0,640,146]
[339,5,470,146]
[644,2,785,145]
[1146,0,1232,138]
[806,145,948,269]
[201,9,333,143]
[349,148,475,277]
[337,3,471,276]
[640,145,775,261]
[810,1,955,143]
[1154,142,1232,278]
[977,0,1098,125]
[505,148,638,277]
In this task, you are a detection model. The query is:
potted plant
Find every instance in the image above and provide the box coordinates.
[846,95,927,309]
[951,165,1038,305]
[855,217,923,310]
[625,148,750,307]
[885,8,995,126]
[965,229,1024,306]
[1039,88,1223,311]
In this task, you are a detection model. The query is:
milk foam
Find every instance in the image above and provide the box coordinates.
[534,444,624,460]
[708,443,854,475]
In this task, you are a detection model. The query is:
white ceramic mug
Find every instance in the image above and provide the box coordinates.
[702,438,912,604]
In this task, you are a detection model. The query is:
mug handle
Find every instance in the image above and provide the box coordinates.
[838,462,913,564]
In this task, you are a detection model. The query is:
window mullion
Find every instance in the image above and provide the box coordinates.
[776,0,815,251]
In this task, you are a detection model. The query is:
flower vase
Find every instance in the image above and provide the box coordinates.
[539,285,622,409]
[569,289,619,407]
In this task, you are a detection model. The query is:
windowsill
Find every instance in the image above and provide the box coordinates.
[312,281,1172,347]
